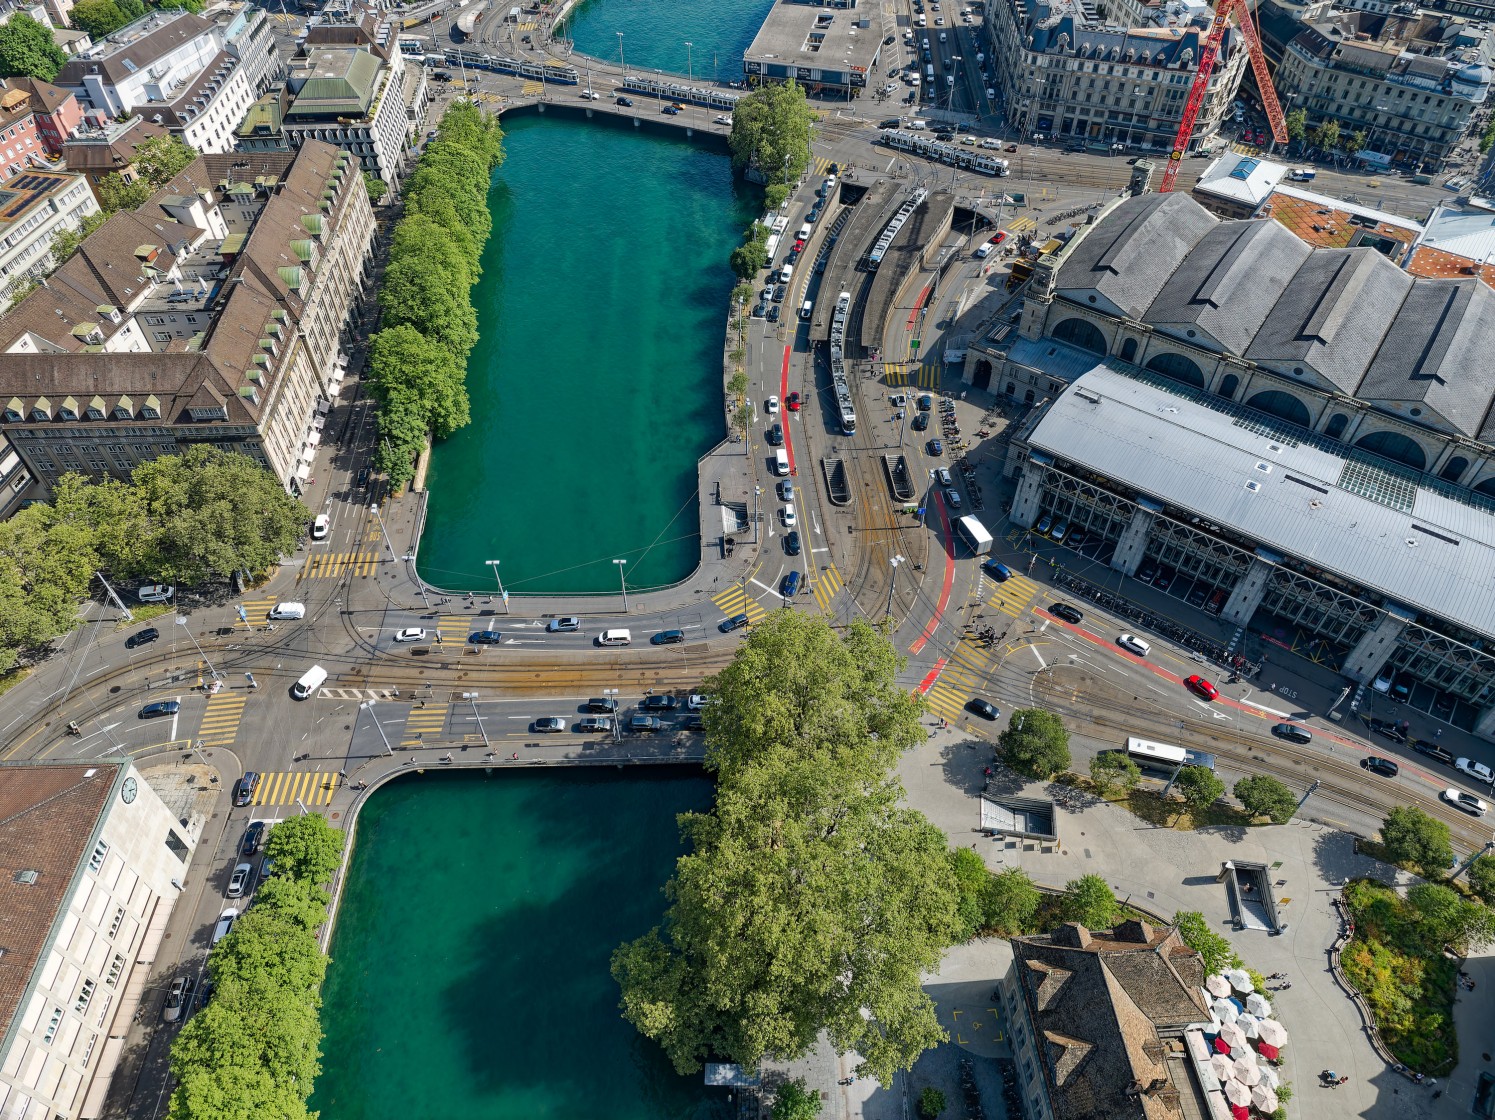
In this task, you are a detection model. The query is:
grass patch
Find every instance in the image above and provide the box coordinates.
[0,666,30,698]
[1340,880,1458,1075]
[113,602,173,630]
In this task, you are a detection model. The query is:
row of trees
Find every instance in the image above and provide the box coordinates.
[366,102,504,485]
[1281,108,1368,158]
[168,813,345,1120]
[727,81,815,211]
[0,448,308,673]
[729,221,771,281]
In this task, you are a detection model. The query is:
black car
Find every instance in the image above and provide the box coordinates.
[966,698,1000,720]
[879,118,901,129]
[240,821,265,857]
[912,412,929,431]
[640,695,680,712]
[468,630,502,644]
[1049,603,1083,624]
[616,95,633,106]
[651,630,685,645]
[1368,718,1408,745]
[138,700,180,719]
[766,306,780,323]
[126,627,159,649]
[927,438,943,456]
[585,697,618,713]
[1412,740,1455,765]
[719,613,750,633]
[767,423,783,446]
[785,530,801,556]
[935,131,955,142]
[1361,756,1400,778]
[356,467,370,487]
[232,772,260,808]
[753,302,768,318]
[1271,723,1313,745]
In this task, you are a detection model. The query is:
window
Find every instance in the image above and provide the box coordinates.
[88,840,108,872]
[81,1033,98,1068]
[42,1006,63,1044]
[75,978,96,1014]
[108,906,125,938]
[106,954,125,987]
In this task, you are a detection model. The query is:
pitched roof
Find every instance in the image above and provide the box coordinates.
[285,48,382,120]
[5,77,77,117]
[61,115,170,174]
[56,12,217,87]
[0,763,119,1041]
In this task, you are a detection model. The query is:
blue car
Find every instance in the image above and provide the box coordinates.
[927,439,943,456]
[982,558,1013,582]
[781,570,801,598]
[468,630,502,644]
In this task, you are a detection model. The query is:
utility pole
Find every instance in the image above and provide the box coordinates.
[1450,836,1495,881]
[360,700,395,756]
[95,571,133,622]
[1290,779,1320,822]
[485,559,510,613]
[613,558,629,612]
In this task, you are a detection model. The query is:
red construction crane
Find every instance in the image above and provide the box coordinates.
[1159,0,1287,193]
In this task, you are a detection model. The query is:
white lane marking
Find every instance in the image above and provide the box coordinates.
[1030,646,1046,669]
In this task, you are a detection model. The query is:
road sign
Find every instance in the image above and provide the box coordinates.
[911,338,921,350]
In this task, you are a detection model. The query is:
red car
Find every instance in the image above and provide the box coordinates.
[990,231,1007,245]
[1185,675,1218,701]
[793,239,805,252]
[786,392,802,411]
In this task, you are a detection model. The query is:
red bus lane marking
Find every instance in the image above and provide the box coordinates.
[909,491,955,655]
[1032,608,1408,761]
[905,284,932,331]
[779,345,797,475]
[914,659,949,695]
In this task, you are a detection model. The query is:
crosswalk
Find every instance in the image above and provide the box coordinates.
[1006,215,1037,235]
[197,692,247,749]
[986,571,1043,620]
[402,703,449,747]
[884,359,942,389]
[300,550,379,580]
[435,614,472,645]
[810,155,838,179]
[521,80,544,95]
[252,770,338,807]
[922,635,997,726]
[1229,142,1260,156]
[712,584,768,627]
[236,597,277,625]
[809,565,844,613]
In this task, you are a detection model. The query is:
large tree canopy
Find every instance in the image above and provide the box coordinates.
[0,14,66,80]
[612,613,961,1085]
[727,81,814,184]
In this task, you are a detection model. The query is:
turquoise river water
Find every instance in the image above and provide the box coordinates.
[416,111,760,595]
[311,768,726,1119]
[564,0,774,80]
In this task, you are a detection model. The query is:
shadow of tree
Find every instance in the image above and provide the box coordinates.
[1311,828,1403,887]
[937,736,999,798]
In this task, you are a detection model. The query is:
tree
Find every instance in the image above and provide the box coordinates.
[728,80,815,185]
[984,867,1040,935]
[95,172,152,214]
[206,909,329,994]
[950,847,990,940]
[772,1078,822,1120]
[612,613,961,1086]
[1312,118,1340,152]
[264,812,345,885]
[1284,107,1308,144]
[0,14,66,80]
[917,1087,947,1119]
[132,133,198,188]
[998,709,1070,779]
[249,877,331,934]
[50,212,108,265]
[730,224,770,280]
[1468,855,1495,907]
[378,251,479,360]
[126,446,309,585]
[363,173,388,203]
[1173,910,1241,975]
[764,181,790,210]
[1380,805,1453,879]
[1173,765,1225,814]
[1233,774,1297,824]
[1344,130,1367,157]
[366,323,471,438]
[1406,882,1495,955]
[70,0,132,40]
[1089,751,1140,798]
[1059,874,1119,929]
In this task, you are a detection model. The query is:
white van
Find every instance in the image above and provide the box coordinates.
[268,602,305,620]
[800,299,813,320]
[974,242,994,259]
[291,664,327,700]
[797,224,811,240]
[137,584,173,603]
[907,119,928,130]
[597,629,632,646]
[778,263,793,285]
[925,64,935,82]
[939,30,947,40]
[774,448,790,476]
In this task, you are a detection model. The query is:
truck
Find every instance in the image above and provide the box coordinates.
[955,515,993,556]
[1287,168,1316,182]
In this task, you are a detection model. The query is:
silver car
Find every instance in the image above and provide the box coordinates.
[533,717,566,733]
[226,862,252,898]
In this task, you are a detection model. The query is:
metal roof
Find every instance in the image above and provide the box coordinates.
[1026,365,1495,640]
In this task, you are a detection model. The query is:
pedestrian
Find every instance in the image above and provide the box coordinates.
[511,751,519,760]
[1435,728,1442,738]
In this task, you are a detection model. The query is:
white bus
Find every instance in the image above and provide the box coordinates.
[1125,737,1188,774]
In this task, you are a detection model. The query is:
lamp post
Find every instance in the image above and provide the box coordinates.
[360,700,394,756]
[604,687,621,742]
[887,554,905,618]
[175,616,221,681]
[485,559,509,613]
[685,41,694,126]
[613,559,629,612]
[617,31,625,82]
[370,502,394,558]
[464,691,489,749]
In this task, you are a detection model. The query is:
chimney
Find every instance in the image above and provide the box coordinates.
[1052,922,1092,948]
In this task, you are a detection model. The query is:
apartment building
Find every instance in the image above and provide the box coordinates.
[61,114,173,205]
[987,0,1248,150]
[1273,7,1491,167]
[0,761,196,1120]
[0,170,98,309]
[0,142,375,495]
[0,76,82,156]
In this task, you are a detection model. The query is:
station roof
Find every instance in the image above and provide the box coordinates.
[1026,365,1495,641]
[744,0,881,77]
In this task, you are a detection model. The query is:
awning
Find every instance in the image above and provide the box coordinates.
[295,462,311,480]
[315,399,330,414]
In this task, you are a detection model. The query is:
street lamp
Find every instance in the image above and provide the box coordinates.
[604,687,621,742]
[485,559,509,614]
[617,31,625,81]
[370,502,394,557]
[887,554,905,617]
[614,559,629,612]
[174,616,221,681]
[360,700,395,756]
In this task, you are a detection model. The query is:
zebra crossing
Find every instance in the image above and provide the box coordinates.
[196,692,247,749]
[521,80,544,95]
[810,155,837,179]
[252,770,338,808]
[986,571,1043,620]
[299,550,380,580]
[402,703,449,747]
[712,584,768,627]
[884,358,942,389]
[1005,215,1037,235]
[809,566,844,613]
[921,636,997,726]
[236,597,278,624]
[435,614,473,645]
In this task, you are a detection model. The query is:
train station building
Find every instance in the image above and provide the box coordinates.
[742,0,886,97]
[990,191,1495,739]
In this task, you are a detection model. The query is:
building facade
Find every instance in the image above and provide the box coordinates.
[5,76,83,155]
[987,0,1248,150]
[985,190,1495,738]
[0,143,375,495]
[61,115,173,204]
[0,761,196,1120]
[1273,10,1490,168]
[0,170,98,309]
[0,82,44,181]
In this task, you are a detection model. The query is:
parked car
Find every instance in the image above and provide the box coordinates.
[1412,740,1455,766]
[1116,633,1150,657]
[586,697,618,713]
[240,821,265,857]
[786,392,802,411]
[138,700,180,719]
[640,695,680,712]
[1049,603,1083,624]
[162,976,195,1023]
[785,530,801,555]
[1272,723,1313,744]
[965,697,1000,720]
[1455,757,1494,784]
[1443,787,1489,816]
[211,908,238,945]
[546,617,580,633]
[1361,756,1400,777]
[392,627,426,643]
[1185,675,1219,701]
[651,629,685,645]
[687,694,711,711]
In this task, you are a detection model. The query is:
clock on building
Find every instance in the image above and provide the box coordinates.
[121,776,138,804]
